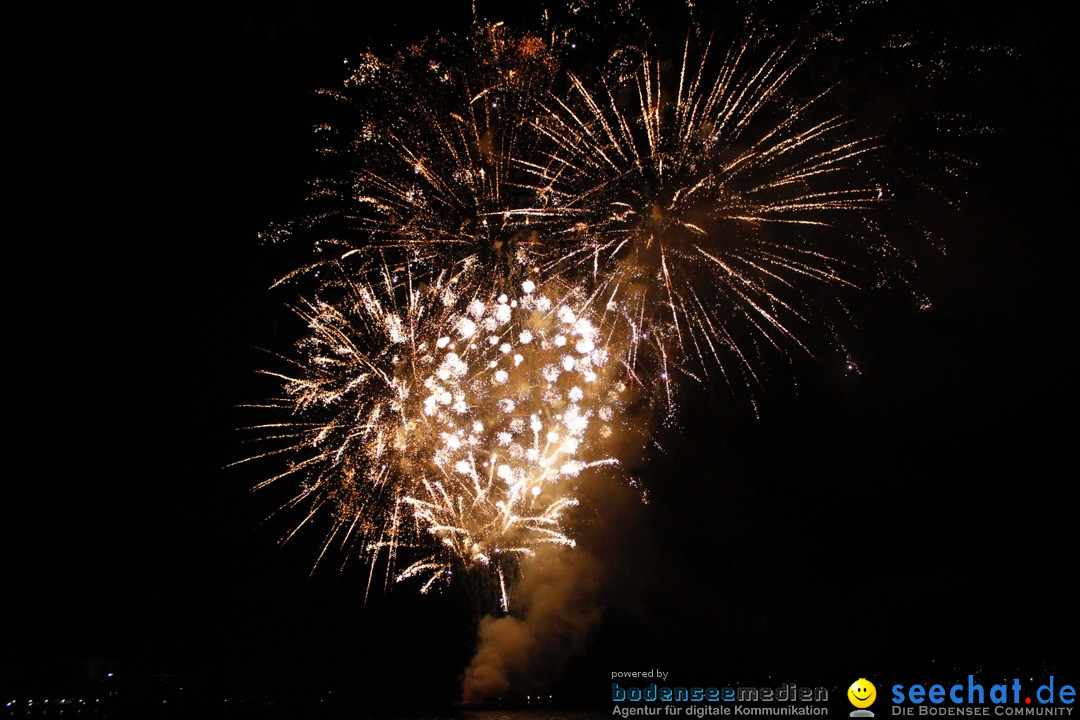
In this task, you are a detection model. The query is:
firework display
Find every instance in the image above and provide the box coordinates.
[242,262,629,606]
[269,23,568,279]
[247,9,942,611]
[523,35,887,400]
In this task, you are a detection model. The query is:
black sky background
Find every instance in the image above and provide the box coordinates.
[5,0,1077,708]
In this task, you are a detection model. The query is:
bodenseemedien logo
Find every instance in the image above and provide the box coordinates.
[609,674,829,716]
[849,679,877,718]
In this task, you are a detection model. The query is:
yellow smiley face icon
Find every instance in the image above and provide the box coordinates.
[848,679,876,708]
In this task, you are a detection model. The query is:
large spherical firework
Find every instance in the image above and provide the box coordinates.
[243,266,628,607]
[271,22,570,283]
[520,31,891,399]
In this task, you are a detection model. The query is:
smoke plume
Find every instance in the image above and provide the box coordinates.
[462,543,606,702]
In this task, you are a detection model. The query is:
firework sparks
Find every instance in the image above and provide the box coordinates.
[249,8,959,613]
[272,20,916,408]
[269,22,569,280]
[241,264,627,607]
[514,31,892,402]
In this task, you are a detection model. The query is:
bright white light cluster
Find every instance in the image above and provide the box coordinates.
[398,280,624,589]
[262,271,627,602]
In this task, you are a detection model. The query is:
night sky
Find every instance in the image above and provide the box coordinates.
[5,0,1077,712]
